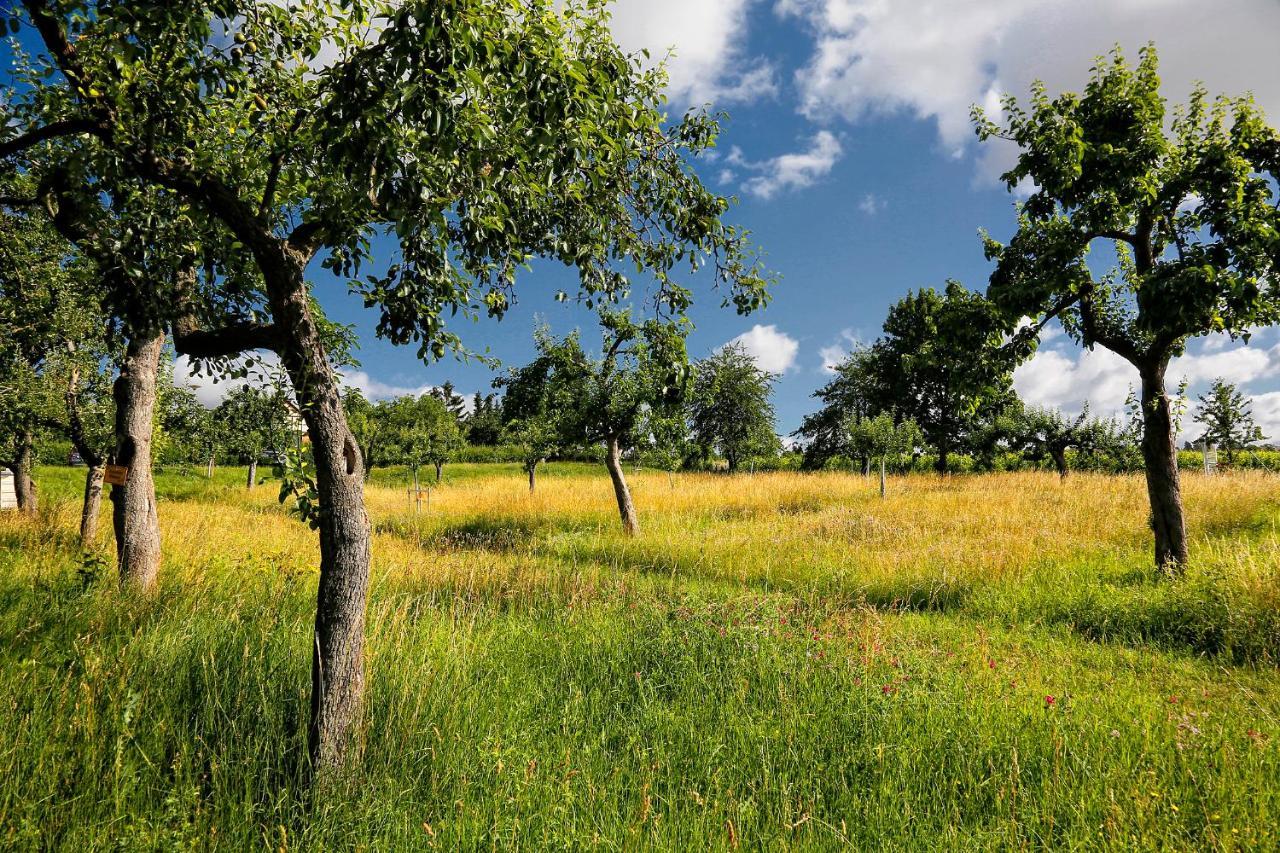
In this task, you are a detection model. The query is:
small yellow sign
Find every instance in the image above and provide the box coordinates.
[104,464,129,486]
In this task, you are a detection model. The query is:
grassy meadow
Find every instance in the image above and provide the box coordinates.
[1,463,1278,849]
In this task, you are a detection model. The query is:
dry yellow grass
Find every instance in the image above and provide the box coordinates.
[76,465,1275,602]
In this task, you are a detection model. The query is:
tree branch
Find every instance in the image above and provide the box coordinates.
[62,344,105,468]
[0,118,102,159]
[172,318,282,358]
[1078,288,1142,364]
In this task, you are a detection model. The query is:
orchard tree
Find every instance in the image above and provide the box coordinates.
[216,384,293,488]
[386,393,463,485]
[638,406,693,487]
[871,283,1018,473]
[1193,379,1264,463]
[795,345,885,472]
[504,315,688,535]
[501,417,560,494]
[0,194,74,513]
[975,46,1280,570]
[1006,404,1122,479]
[847,413,922,499]
[3,0,771,769]
[690,342,779,472]
[341,389,392,480]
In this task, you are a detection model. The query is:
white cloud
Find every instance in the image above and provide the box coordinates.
[1169,345,1276,389]
[1248,392,1280,445]
[736,131,844,199]
[1015,334,1280,438]
[1014,345,1136,420]
[857,192,884,215]
[337,370,434,401]
[725,324,799,374]
[818,327,866,373]
[778,0,1280,176]
[172,354,285,408]
[608,0,776,106]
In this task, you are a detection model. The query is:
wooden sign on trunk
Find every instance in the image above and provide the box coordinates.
[104,464,130,486]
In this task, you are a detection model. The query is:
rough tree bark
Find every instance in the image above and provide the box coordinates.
[79,464,104,546]
[1138,360,1189,572]
[12,429,37,513]
[64,353,107,548]
[246,458,257,489]
[258,248,371,773]
[604,435,639,536]
[110,330,165,589]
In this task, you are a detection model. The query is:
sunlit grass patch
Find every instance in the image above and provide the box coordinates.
[1,464,1277,847]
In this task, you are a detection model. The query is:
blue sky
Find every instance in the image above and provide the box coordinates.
[7,0,1280,438]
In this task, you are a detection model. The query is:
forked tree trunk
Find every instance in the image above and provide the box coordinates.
[80,464,105,547]
[527,461,537,492]
[246,459,258,489]
[1138,362,1188,572]
[434,461,442,483]
[13,429,37,513]
[262,250,371,774]
[111,330,165,589]
[860,455,871,477]
[604,435,639,536]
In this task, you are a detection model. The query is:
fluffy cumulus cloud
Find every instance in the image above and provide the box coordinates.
[726,324,800,374]
[777,0,1280,172]
[608,0,776,106]
[731,130,844,199]
[1014,331,1280,437]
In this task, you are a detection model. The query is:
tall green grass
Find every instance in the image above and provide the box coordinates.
[1,465,1277,849]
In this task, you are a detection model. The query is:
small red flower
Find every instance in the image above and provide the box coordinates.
[987,658,996,670]
[1167,695,1179,704]
[881,684,894,695]
[1044,695,1056,707]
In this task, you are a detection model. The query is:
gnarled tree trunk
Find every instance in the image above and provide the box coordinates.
[12,429,37,514]
[604,435,639,536]
[262,251,371,774]
[1138,362,1188,572]
[434,461,442,483]
[80,464,105,547]
[246,458,258,489]
[111,330,165,589]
